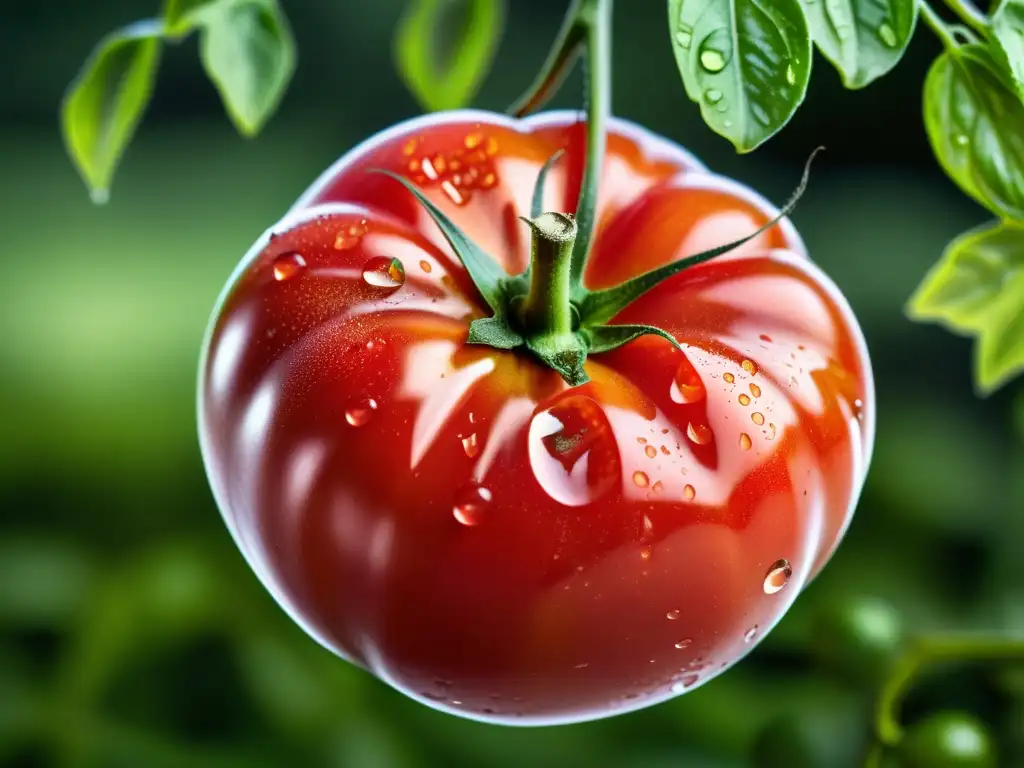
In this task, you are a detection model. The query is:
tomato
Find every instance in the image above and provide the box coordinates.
[197,110,874,724]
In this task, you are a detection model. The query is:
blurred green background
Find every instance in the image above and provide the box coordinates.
[2,1,1022,766]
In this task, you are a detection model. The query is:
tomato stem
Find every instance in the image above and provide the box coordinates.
[874,633,1024,746]
[519,212,579,336]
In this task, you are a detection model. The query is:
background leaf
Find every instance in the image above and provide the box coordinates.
[60,20,163,203]
[195,0,296,137]
[908,220,1024,393]
[802,0,917,88]
[394,0,506,112]
[992,0,1024,103]
[162,0,213,35]
[923,44,1024,221]
[668,0,812,152]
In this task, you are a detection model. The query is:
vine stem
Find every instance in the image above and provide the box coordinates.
[941,0,990,33]
[507,0,611,290]
[920,2,960,49]
[874,633,1024,746]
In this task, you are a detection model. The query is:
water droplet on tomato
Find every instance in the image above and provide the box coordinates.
[670,356,706,404]
[763,559,792,594]
[749,383,761,398]
[675,639,693,649]
[272,252,305,281]
[345,397,378,427]
[645,445,657,459]
[461,433,479,458]
[741,359,758,375]
[751,412,765,426]
[723,372,735,384]
[686,422,713,445]
[402,138,418,156]
[651,480,665,494]
[528,395,620,506]
[744,625,759,642]
[739,433,752,451]
[442,180,468,205]
[738,394,751,406]
[464,132,484,149]
[681,484,695,501]
[453,483,492,526]
[419,259,432,273]
[361,256,406,289]
[666,609,680,620]
[760,334,772,343]
[633,471,650,488]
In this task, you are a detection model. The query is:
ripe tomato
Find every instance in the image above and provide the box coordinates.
[198,110,874,724]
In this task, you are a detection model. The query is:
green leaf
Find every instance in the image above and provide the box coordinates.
[584,323,682,354]
[162,0,212,35]
[668,0,812,152]
[195,0,296,137]
[908,220,1024,394]
[992,0,1024,103]
[394,0,506,112]
[801,0,917,89]
[61,20,163,203]
[923,44,1024,222]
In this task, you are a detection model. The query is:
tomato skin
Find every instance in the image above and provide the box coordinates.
[198,110,874,724]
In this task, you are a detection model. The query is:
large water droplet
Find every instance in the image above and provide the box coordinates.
[674,638,693,649]
[645,445,657,459]
[667,609,681,620]
[670,356,707,404]
[273,252,306,281]
[700,49,726,73]
[878,22,897,47]
[738,394,751,406]
[633,471,650,488]
[362,256,406,289]
[528,395,620,506]
[742,359,759,375]
[739,433,753,451]
[744,625,759,642]
[723,372,735,384]
[687,422,713,445]
[704,89,723,105]
[345,397,378,427]
[453,483,492,526]
[751,412,765,426]
[763,558,793,594]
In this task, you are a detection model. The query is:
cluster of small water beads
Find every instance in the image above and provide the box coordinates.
[403,131,501,207]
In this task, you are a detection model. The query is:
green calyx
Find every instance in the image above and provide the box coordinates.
[375,147,819,387]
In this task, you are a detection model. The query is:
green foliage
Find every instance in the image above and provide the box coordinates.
[801,0,918,88]
[394,0,506,112]
[908,221,1024,394]
[60,21,163,203]
[667,0,812,152]
[991,0,1024,102]
[896,711,998,768]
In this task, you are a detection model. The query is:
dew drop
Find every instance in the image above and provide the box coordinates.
[652,480,665,494]
[442,180,468,205]
[361,256,406,289]
[462,433,479,458]
[464,133,484,149]
[687,422,713,445]
[453,483,492,526]
[954,134,969,147]
[485,137,499,156]
[528,395,620,506]
[741,359,758,375]
[272,252,306,281]
[670,356,706,404]
[704,88,723,105]
[667,609,681,620]
[744,625,759,643]
[640,546,653,561]
[749,383,761,398]
[699,48,726,73]
[633,471,650,488]
[419,259,433,273]
[763,558,793,594]
[723,119,733,129]
[480,172,497,189]
[402,138,418,156]
[738,394,751,406]
[751,412,765,426]
[345,397,378,427]
[675,23,693,49]
[878,22,897,47]
[760,334,772,343]
[723,372,735,384]
[674,638,693,650]
[683,484,696,501]
[645,445,657,459]
[739,432,752,451]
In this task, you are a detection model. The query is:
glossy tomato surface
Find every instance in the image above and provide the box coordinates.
[198,110,874,725]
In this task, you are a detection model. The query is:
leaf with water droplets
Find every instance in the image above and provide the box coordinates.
[908,220,1024,394]
[992,0,1024,104]
[394,0,506,112]
[61,20,163,203]
[668,0,812,152]
[923,44,1024,221]
[193,0,296,137]
[802,0,917,89]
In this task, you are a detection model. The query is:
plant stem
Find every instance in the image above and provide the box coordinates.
[506,0,612,291]
[941,0,989,33]
[519,213,578,335]
[920,2,960,49]
[874,633,1024,745]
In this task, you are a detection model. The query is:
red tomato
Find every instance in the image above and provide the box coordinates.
[198,110,874,724]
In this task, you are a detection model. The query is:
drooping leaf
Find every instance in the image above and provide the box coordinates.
[194,0,296,137]
[667,0,812,152]
[394,0,506,112]
[802,0,917,89]
[162,0,213,35]
[992,0,1024,103]
[908,220,1024,394]
[923,44,1024,221]
[61,20,163,203]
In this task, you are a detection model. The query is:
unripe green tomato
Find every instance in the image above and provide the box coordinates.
[896,711,997,768]
[813,595,903,686]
